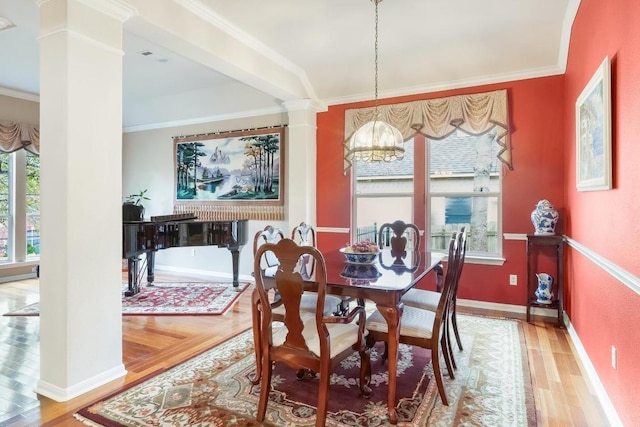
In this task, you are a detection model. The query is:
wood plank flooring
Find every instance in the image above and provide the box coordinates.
[0,274,609,426]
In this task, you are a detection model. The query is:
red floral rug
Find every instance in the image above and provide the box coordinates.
[3,282,249,316]
[74,315,536,426]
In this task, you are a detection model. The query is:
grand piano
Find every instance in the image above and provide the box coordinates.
[122,213,249,296]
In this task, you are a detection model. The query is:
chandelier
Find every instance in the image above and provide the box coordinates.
[347,0,404,163]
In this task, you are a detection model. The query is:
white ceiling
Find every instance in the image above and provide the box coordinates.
[0,0,579,131]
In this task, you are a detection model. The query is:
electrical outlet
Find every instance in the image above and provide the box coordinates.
[509,274,518,285]
[611,346,617,369]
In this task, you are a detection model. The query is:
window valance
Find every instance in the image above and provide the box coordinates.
[0,120,40,154]
[344,89,511,173]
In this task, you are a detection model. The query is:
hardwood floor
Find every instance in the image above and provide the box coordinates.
[0,274,609,426]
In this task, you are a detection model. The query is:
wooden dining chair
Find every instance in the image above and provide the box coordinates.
[292,221,351,316]
[254,238,371,427]
[378,219,421,252]
[364,231,464,406]
[251,225,345,384]
[401,227,467,358]
[291,221,317,277]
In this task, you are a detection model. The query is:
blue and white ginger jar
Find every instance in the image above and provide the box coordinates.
[530,199,559,235]
[535,273,554,304]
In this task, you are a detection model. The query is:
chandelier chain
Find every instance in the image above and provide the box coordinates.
[374,0,380,110]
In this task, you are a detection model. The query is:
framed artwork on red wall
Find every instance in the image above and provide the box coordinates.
[575,56,612,191]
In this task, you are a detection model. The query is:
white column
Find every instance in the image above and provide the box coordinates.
[283,100,318,229]
[36,0,135,401]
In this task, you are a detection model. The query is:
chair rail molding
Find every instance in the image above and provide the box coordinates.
[565,236,640,297]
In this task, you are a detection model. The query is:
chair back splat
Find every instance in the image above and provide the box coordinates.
[378,220,421,253]
[251,225,348,385]
[253,238,372,427]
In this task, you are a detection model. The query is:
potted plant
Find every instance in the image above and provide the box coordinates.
[123,189,149,221]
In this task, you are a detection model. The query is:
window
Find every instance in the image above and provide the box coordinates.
[350,129,503,259]
[0,150,40,262]
[353,138,417,248]
[428,128,501,257]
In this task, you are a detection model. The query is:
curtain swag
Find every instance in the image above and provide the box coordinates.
[0,120,40,155]
[343,89,511,173]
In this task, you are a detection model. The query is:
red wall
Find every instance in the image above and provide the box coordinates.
[563,0,640,424]
[316,2,640,422]
[317,78,565,306]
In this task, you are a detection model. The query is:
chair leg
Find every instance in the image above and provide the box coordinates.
[256,353,272,422]
[431,348,449,406]
[452,307,463,351]
[251,290,262,385]
[315,363,331,427]
[441,330,455,380]
[445,316,457,371]
[358,348,372,398]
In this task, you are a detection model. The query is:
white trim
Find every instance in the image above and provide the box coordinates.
[457,298,558,318]
[464,255,505,266]
[565,315,624,427]
[155,265,253,283]
[503,233,527,240]
[37,28,124,57]
[0,272,37,283]
[123,106,286,133]
[565,236,640,297]
[316,227,350,234]
[0,87,39,102]
[558,0,582,72]
[75,0,138,22]
[35,364,127,402]
[174,0,316,100]
[326,65,565,107]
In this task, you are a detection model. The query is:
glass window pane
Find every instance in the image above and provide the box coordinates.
[356,196,414,245]
[430,195,499,254]
[354,139,414,245]
[429,130,501,193]
[26,153,40,258]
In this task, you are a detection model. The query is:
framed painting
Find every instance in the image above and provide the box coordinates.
[173,126,285,221]
[576,56,612,191]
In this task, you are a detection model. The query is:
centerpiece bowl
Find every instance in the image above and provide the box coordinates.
[339,247,380,264]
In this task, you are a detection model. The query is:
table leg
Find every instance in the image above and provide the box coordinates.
[376,302,403,424]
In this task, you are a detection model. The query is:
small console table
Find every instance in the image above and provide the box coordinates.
[526,234,565,326]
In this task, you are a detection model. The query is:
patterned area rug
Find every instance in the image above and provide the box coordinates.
[3,282,249,316]
[74,315,536,426]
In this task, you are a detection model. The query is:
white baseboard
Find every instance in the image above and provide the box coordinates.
[155,265,254,283]
[457,298,559,318]
[564,315,623,427]
[35,364,127,402]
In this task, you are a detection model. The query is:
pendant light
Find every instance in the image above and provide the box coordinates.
[347,0,404,163]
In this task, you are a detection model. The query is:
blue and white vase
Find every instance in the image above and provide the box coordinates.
[530,199,559,235]
[535,273,554,304]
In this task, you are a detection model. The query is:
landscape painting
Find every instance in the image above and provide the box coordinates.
[174,127,285,207]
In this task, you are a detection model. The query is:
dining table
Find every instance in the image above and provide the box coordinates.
[304,247,445,424]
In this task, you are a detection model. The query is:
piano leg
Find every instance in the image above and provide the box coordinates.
[146,251,156,285]
[231,247,240,289]
[126,257,141,296]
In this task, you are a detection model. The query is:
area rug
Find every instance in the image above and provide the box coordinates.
[3,282,249,316]
[74,315,536,426]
